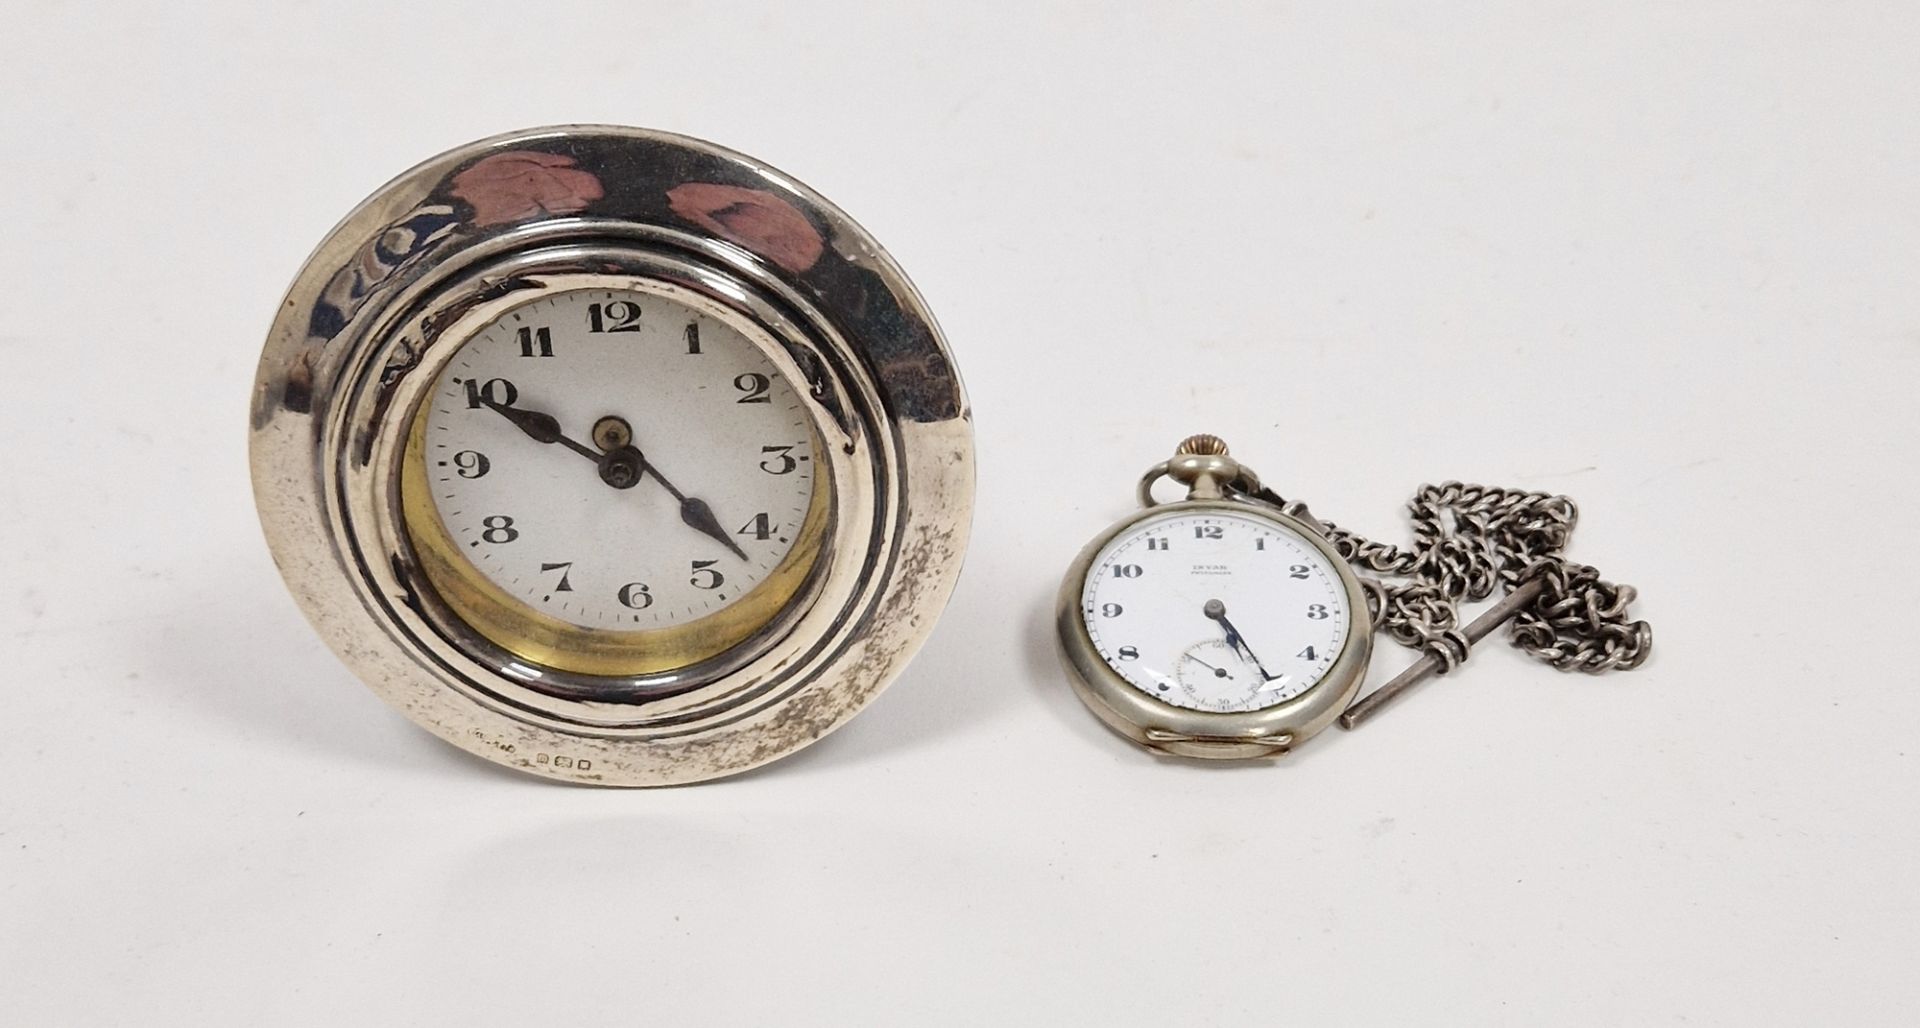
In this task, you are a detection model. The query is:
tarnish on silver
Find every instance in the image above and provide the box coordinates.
[250,126,974,786]
[1057,439,1373,760]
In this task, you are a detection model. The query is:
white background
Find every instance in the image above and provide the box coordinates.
[3,3,1916,1024]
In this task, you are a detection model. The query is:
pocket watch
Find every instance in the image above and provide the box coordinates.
[250,126,973,786]
[1057,435,1373,759]
[1057,435,1652,760]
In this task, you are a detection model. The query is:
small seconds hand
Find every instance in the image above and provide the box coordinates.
[1186,652,1232,679]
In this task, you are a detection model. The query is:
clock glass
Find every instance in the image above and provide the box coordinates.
[399,284,828,686]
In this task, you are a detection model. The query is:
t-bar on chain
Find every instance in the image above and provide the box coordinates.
[1232,473,1653,728]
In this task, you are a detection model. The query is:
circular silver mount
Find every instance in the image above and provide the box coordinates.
[250,126,974,786]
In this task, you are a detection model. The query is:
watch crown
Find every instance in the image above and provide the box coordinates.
[1176,433,1230,457]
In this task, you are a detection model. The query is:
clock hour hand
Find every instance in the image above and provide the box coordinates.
[1203,599,1282,681]
[480,398,603,464]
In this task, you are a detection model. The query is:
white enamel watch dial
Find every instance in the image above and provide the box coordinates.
[419,287,816,629]
[1080,510,1352,714]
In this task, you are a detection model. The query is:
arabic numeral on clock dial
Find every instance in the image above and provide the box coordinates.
[618,583,653,609]
[761,445,800,474]
[690,561,725,590]
[516,325,553,357]
[462,377,517,409]
[1195,525,1223,539]
[738,512,772,540]
[1307,604,1329,620]
[481,515,518,544]
[585,301,642,333]
[451,450,489,478]
[734,373,772,403]
[1112,563,1143,579]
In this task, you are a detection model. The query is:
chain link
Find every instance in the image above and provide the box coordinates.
[1243,481,1652,677]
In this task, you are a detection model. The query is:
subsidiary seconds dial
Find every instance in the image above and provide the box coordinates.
[416,287,818,629]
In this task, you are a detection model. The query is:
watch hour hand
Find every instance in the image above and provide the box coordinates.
[481,399,602,463]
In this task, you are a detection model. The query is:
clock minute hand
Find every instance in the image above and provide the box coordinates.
[621,449,751,562]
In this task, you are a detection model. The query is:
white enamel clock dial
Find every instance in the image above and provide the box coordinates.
[1080,509,1352,713]
[419,287,816,629]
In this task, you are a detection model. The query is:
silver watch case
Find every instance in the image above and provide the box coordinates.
[1055,498,1372,759]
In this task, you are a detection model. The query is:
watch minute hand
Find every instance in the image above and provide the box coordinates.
[1204,599,1282,681]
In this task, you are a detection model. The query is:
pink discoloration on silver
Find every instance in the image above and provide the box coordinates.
[667,183,825,273]
[452,151,604,226]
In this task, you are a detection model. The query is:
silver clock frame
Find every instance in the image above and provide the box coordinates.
[250,126,973,786]
[1055,453,1371,760]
